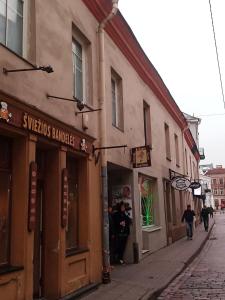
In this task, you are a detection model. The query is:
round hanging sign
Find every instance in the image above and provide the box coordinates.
[171,177,191,191]
[189,181,201,189]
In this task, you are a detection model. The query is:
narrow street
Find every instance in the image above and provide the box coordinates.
[158,214,225,300]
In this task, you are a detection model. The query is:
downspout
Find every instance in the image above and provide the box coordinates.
[98,0,119,283]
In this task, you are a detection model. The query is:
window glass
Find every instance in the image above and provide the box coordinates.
[143,102,152,146]
[111,78,117,126]
[111,70,123,130]
[0,0,6,45]
[140,177,154,226]
[66,156,79,251]
[164,123,171,160]
[0,0,23,55]
[72,40,83,102]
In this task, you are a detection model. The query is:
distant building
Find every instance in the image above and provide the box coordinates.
[200,163,214,173]
[206,165,225,210]
[199,170,214,208]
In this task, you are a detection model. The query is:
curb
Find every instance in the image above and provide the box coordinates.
[146,220,215,300]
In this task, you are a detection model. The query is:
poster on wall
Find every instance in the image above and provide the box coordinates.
[111,185,133,218]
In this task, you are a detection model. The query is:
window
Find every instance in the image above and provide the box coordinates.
[143,102,152,146]
[174,134,180,166]
[139,176,155,227]
[212,178,217,185]
[214,189,218,195]
[111,69,123,130]
[219,178,223,185]
[164,123,171,160]
[0,136,12,267]
[66,156,79,252]
[72,40,84,102]
[189,156,192,178]
[0,0,24,55]
[185,148,188,174]
[220,189,224,195]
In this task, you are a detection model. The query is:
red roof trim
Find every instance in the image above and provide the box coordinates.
[82,0,199,161]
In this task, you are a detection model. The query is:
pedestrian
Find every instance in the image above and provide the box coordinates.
[114,202,131,264]
[201,205,209,232]
[108,205,116,266]
[181,205,195,240]
[209,205,214,218]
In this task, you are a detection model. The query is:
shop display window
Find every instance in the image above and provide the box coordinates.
[139,176,155,227]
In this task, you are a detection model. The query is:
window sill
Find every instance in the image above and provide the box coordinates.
[112,124,124,133]
[166,157,172,162]
[176,164,180,168]
[66,247,89,257]
[0,42,35,67]
[0,265,24,275]
[142,225,162,233]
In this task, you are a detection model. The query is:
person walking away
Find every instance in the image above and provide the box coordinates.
[182,205,195,240]
[209,205,214,218]
[201,205,209,232]
[114,202,131,264]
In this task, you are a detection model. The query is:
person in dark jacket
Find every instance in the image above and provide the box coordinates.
[108,205,116,265]
[209,205,214,218]
[181,205,195,240]
[114,202,131,264]
[201,205,209,232]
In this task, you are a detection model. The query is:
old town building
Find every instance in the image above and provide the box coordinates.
[0,0,201,299]
[206,165,225,210]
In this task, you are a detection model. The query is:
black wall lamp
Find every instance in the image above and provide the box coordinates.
[3,65,54,75]
[47,94,101,113]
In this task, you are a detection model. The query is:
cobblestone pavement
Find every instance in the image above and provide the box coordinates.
[158,214,225,300]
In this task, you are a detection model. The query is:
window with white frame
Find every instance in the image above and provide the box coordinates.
[0,0,24,55]
[220,189,224,195]
[214,189,218,195]
[72,40,84,102]
[111,69,123,130]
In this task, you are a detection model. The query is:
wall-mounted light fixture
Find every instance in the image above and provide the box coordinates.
[3,65,54,75]
[47,94,101,113]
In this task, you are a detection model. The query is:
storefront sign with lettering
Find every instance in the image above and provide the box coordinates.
[28,162,37,232]
[171,176,191,191]
[61,168,68,228]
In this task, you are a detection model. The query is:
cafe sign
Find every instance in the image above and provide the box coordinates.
[131,145,151,168]
[171,176,191,191]
[189,181,201,190]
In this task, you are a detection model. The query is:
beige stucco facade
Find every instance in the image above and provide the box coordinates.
[0,0,201,299]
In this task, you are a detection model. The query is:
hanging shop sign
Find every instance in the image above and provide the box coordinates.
[189,181,201,190]
[171,176,191,191]
[28,162,37,232]
[61,168,68,228]
[0,101,93,154]
[131,145,151,168]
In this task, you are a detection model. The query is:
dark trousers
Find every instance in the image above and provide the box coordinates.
[186,222,193,237]
[117,235,128,261]
[109,236,116,264]
[203,218,209,231]
[210,213,213,218]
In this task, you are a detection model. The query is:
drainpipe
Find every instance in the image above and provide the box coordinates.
[98,0,119,283]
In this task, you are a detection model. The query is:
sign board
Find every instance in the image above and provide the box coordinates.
[61,168,68,228]
[0,101,93,154]
[193,186,202,196]
[189,181,201,190]
[131,146,151,168]
[171,176,191,191]
[28,162,37,232]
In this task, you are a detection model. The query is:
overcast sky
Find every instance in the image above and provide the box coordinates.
[119,0,225,167]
